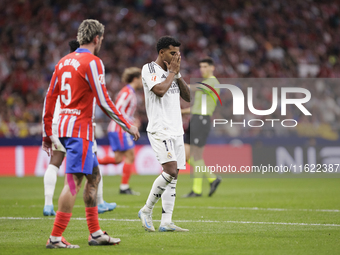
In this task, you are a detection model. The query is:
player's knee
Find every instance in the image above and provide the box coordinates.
[96,172,101,185]
[90,166,101,186]
[125,152,135,163]
[76,182,82,193]
[50,152,65,167]
[115,154,124,163]
[162,162,178,178]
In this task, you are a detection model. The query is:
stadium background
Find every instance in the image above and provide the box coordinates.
[1,0,340,176]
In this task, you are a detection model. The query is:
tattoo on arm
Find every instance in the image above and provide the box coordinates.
[178,78,190,102]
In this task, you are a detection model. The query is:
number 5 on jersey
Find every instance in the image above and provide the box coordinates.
[61,72,72,105]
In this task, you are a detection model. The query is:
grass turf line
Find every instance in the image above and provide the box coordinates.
[0,175,339,254]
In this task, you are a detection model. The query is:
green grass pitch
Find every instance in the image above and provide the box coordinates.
[0,174,339,254]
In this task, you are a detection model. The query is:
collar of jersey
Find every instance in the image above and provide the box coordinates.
[152,61,166,72]
[75,48,91,54]
[127,84,135,92]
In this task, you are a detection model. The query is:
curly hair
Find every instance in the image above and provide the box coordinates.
[68,40,80,53]
[77,19,104,45]
[156,36,181,53]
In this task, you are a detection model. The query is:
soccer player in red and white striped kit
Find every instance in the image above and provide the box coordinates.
[98,67,142,195]
[42,19,139,248]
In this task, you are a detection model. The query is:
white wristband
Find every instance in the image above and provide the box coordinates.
[175,72,181,79]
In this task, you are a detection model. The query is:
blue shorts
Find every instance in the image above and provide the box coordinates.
[59,137,98,175]
[108,131,135,152]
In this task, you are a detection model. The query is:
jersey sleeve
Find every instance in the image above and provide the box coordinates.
[42,68,59,138]
[142,64,161,91]
[86,59,131,132]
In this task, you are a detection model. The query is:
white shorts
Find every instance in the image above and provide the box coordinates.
[52,123,66,153]
[147,132,186,170]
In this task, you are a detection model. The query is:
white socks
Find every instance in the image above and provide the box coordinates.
[44,164,58,206]
[143,172,174,213]
[120,184,129,190]
[50,236,62,242]
[91,229,104,237]
[161,179,177,225]
[97,168,104,205]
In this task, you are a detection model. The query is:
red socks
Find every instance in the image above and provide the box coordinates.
[51,211,72,237]
[98,156,117,165]
[86,206,101,234]
[51,208,101,237]
[121,163,133,185]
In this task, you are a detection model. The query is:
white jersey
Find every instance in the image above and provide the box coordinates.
[142,61,183,136]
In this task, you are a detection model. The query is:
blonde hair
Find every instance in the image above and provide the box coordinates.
[77,19,105,45]
[122,67,141,84]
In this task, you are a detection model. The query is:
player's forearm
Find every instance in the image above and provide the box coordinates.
[42,122,53,137]
[178,78,190,102]
[42,96,58,137]
[93,80,132,131]
[100,104,131,132]
[42,113,54,139]
[181,107,190,115]
[42,106,54,137]
[151,72,176,97]
[42,70,59,137]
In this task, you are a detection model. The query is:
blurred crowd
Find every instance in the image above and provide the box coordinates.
[1,0,340,138]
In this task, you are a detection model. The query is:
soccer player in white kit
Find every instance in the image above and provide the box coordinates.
[138,36,190,232]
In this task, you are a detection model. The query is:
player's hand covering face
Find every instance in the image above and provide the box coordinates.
[162,45,180,73]
[163,51,181,74]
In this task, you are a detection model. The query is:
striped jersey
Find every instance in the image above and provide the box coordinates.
[42,48,131,142]
[107,85,137,133]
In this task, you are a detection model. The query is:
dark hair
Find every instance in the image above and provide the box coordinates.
[122,67,141,83]
[69,40,80,53]
[156,36,181,53]
[199,57,214,66]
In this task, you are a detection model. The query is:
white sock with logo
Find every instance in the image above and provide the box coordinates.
[161,179,177,225]
[97,168,104,205]
[143,172,174,213]
[44,164,58,206]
